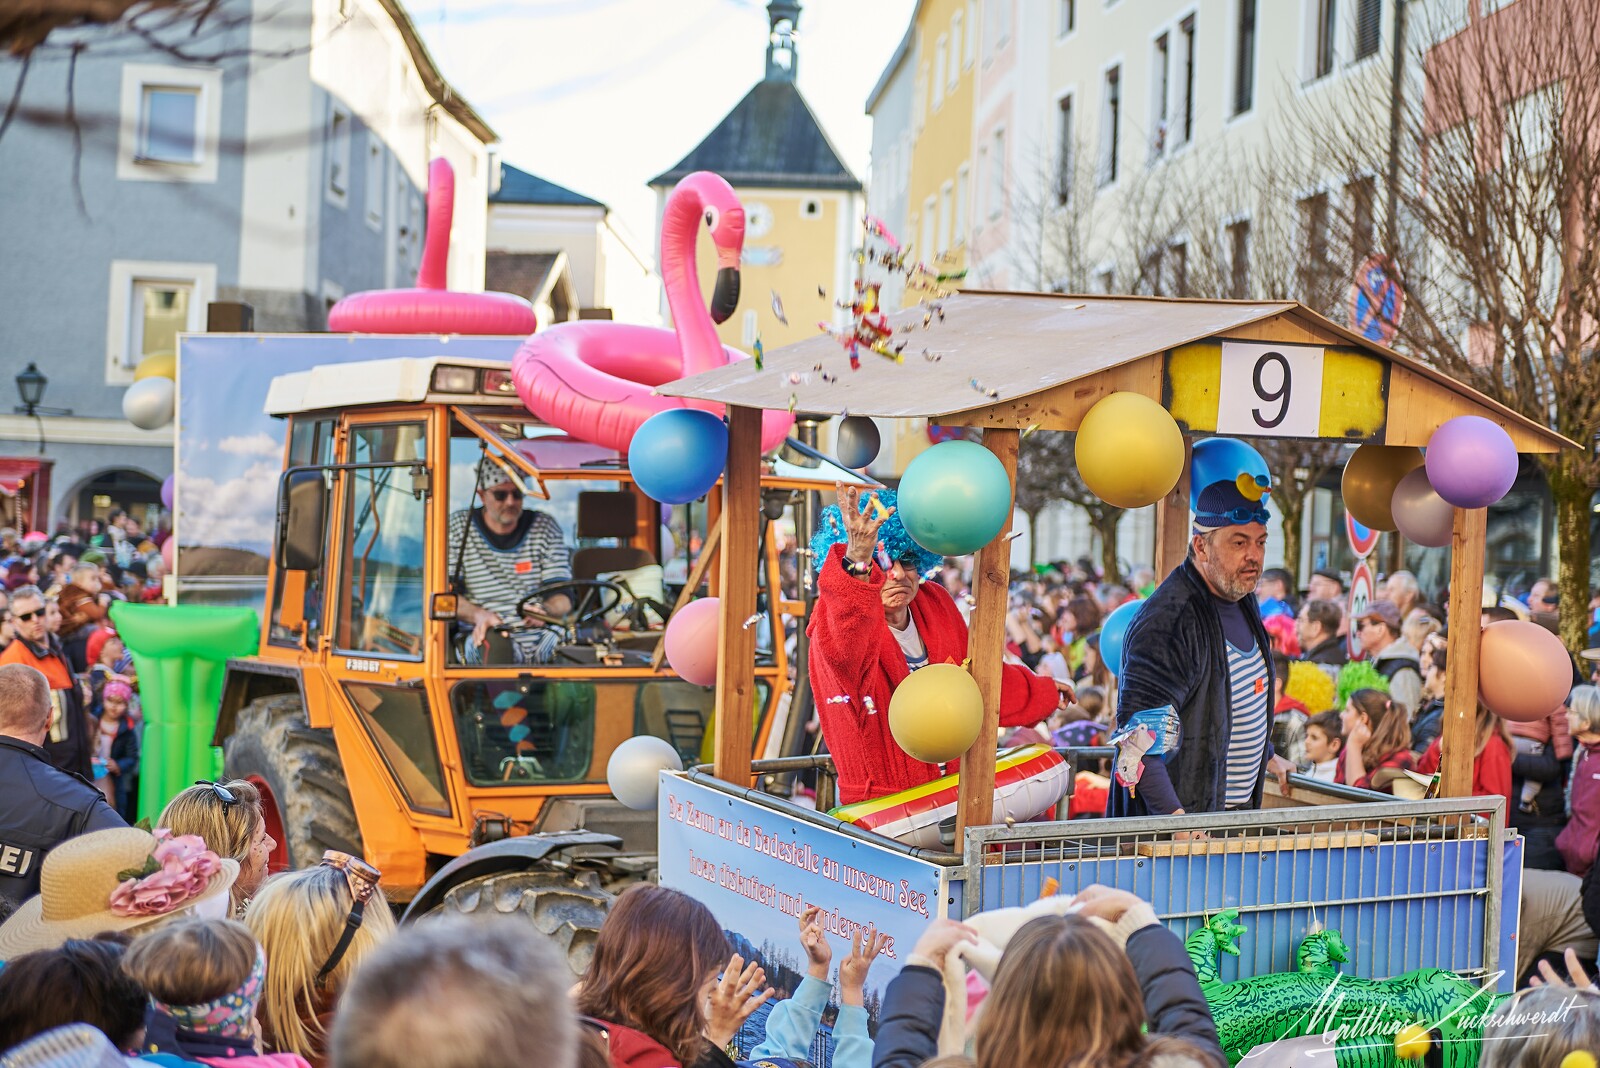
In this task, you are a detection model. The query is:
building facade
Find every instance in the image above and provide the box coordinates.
[0,0,493,531]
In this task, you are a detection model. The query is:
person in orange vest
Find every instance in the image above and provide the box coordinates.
[0,585,91,777]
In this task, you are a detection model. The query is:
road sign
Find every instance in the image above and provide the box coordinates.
[1350,255,1404,347]
[1347,560,1375,660]
[1345,510,1380,558]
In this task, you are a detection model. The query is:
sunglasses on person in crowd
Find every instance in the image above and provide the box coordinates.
[195,780,238,806]
[315,850,383,988]
[11,609,42,622]
[488,488,524,502]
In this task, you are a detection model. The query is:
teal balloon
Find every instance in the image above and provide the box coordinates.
[897,440,1013,557]
[508,724,531,742]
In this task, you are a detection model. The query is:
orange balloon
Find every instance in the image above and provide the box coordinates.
[1478,621,1573,723]
[1342,445,1423,532]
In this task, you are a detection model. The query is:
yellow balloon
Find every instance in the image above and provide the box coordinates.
[133,353,176,381]
[1394,1023,1431,1061]
[888,663,983,764]
[1075,392,1186,509]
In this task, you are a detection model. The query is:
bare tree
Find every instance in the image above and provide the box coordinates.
[1015,430,1125,582]
[1292,0,1600,653]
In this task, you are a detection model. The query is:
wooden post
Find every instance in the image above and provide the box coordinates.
[1440,506,1487,797]
[1153,441,1192,580]
[712,406,763,785]
[957,427,1020,839]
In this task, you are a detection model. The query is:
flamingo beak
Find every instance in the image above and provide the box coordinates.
[711,267,740,324]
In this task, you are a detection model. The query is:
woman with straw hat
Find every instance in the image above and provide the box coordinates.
[0,825,237,960]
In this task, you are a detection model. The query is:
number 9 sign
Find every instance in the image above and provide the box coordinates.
[1217,341,1326,438]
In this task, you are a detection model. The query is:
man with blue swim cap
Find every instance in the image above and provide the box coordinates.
[1107,438,1296,819]
[808,483,1071,805]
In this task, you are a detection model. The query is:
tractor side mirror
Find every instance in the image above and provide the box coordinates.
[277,469,328,573]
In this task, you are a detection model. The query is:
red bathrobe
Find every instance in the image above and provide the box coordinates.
[809,544,1062,805]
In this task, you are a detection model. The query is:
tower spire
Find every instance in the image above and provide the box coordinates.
[766,0,800,81]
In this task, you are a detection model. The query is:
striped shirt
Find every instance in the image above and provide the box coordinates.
[1224,637,1271,808]
[891,616,929,671]
[447,508,571,621]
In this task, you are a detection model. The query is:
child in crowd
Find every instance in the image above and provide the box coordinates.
[745,905,884,1068]
[124,916,313,1067]
[1303,712,1343,783]
[92,678,140,819]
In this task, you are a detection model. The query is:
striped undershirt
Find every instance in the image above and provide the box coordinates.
[447,508,571,620]
[1224,638,1271,808]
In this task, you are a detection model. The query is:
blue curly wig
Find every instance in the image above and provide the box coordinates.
[810,487,944,578]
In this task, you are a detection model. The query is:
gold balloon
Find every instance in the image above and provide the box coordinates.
[1341,444,1423,531]
[1075,392,1186,509]
[133,353,176,381]
[888,663,984,764]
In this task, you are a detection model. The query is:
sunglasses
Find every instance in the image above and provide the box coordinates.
[315,850,383,988]
[12,609,42,622]
[488,488,524,502]
[195,780,238,805]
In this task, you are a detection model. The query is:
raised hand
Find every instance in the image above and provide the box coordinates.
[798,904,831,979]
[704,953,774,1048]
[839,927,889,1007]
[835,482,891,565]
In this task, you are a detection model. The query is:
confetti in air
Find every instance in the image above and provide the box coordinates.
[771,291,788,325]
[753,338,764,371]
[741,613,762,630]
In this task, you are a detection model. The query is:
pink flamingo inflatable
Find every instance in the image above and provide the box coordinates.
[328,158,538,335]
[511,171,793,454]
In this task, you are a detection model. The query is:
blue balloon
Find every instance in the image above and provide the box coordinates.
[1190,437,1272,507]
[629,409,729,505]
[1100,598,1145,678]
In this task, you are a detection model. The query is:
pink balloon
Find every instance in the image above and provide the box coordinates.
[1390,466,1453,548]
[1479,620,1573,723]
[326,158,538,336]
[512,172,793,454]
[664,597,721,687]
[160,537,176,572]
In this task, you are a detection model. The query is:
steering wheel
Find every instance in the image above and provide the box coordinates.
[516,579,628,633]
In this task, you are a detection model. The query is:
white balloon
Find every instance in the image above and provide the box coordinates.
[123,376,175,430]
[606,735,683,810]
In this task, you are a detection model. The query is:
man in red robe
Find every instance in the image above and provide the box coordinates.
[808,484,1070,805]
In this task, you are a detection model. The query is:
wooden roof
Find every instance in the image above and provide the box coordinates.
[657,291,1573,453]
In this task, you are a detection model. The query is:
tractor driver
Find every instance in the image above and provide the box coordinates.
[448,472,573,664]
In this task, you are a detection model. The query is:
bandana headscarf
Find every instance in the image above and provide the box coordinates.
[149,944,266,1038]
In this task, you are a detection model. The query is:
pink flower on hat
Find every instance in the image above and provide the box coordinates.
[108,829,223,917]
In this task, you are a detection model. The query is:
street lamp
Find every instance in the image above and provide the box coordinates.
[14,362,72,455]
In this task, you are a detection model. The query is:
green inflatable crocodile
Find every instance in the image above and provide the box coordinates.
[1186,910,1508,1067]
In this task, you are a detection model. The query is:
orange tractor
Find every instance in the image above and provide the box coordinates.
[212,355,842,973]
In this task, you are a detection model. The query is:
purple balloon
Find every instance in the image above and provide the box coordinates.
[160,474,175,511]
[1425,415,1517,508]
[1390,466,1453,547]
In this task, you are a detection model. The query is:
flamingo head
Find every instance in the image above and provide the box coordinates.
[684,172,746,324]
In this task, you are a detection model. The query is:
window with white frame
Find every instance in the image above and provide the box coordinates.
[955,165,969,245]
[933,37,947,110]
[964,1,978,66]
[742,310,758,347]
[105,260,215,383]
[1233,0,1257,115]
[117,63,222,183]
[1099,65,1121,186]
[1312,0,1336,80]
[949,13,962,90]
[327,104,352,204]
[976,146,989,225]
[1057,94,1075,204]
[938,182,953,253]
[1095,266,1115,293]
[365,133,384,230]
[913,67,926,130]
[1168,240,1189,296]
[1060,0,1076,35]
[1226,219,1251,297]
[989,129,1005,218]
[1175,15,1196,147]
[920,201,935,260]
[1150,33,1170,161]
[1355,0,1381,60]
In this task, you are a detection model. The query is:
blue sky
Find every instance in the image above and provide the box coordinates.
[411,0,915,251]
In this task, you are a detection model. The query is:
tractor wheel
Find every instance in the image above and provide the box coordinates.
[430,869,612,981]
[222,693,362,871]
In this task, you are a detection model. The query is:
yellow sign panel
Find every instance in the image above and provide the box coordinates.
[1165,340,1387,440]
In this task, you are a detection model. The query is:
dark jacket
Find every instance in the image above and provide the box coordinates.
[1110,560,1275,816]
[871,924,1225,1068]
[1300,636,1346,668]
[0,634,91,777]
[1411,698,1445,755]
[101,715,140,818]
[0,735,126,906]
[1511,731,1569,825]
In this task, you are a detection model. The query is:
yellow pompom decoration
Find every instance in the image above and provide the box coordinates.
[1285,660,1338,716]
[133,352,176,381]
[1559,1052,1597,1068]
[1394,1024,1431,1061]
